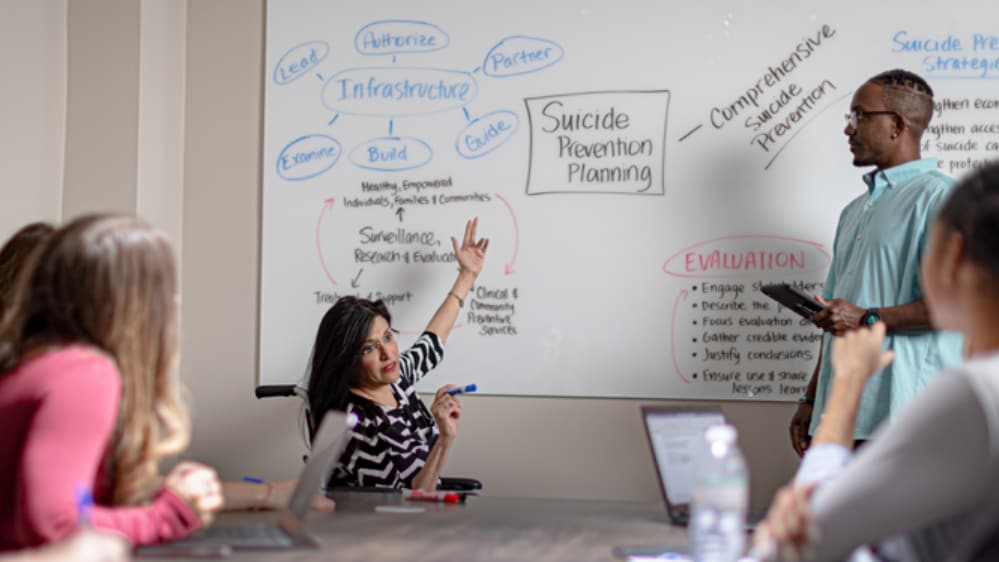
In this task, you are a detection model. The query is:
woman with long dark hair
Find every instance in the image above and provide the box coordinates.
[307,218,488,490]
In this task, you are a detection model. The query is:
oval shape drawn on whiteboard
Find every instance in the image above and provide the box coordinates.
[482,36,564,77]
[662,235,831,279]
[276,134,342,181]
[349,136,433,172]
[321,67,478,117]
[355,20,450,56]
[273,40,330,85]
[455,110,520,159]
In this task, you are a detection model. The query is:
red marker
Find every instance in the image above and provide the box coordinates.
[403,489,466,504]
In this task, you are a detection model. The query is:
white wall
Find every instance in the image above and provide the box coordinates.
[181,0,315,483]
[1,0,800,509]
[62,0,140,217]
[136,0,188,246]
[0,0,66,236]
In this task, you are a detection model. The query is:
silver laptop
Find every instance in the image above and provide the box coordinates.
[137,410,355,554]
[640,405,764,529]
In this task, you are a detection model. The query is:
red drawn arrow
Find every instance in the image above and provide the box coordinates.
[494,193,519,275]
[316,197,337,285]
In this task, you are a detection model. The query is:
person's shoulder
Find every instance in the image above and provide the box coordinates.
[957,352,999,386]
[23,346,119,389]
[914,168,957,193]
[923,355,998,407]
[938,355,999,432]
[12,346,122,417]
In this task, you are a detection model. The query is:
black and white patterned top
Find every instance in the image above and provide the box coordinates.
[328,331,445,489]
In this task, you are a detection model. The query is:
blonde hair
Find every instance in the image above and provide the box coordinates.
[0,214,189,505]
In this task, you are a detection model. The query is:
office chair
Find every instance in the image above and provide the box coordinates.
[255,384,483,493]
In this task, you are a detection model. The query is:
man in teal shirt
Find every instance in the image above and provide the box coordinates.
[789,69,963,454]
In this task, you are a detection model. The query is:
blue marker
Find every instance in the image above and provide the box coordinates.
[74,484,94,524]
[446,384,477,395]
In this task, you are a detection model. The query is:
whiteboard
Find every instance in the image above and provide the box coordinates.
[260,0,999,400]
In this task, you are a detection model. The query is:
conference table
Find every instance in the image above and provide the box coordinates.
[139,490,690,561]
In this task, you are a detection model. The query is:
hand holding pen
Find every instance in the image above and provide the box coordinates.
[432,385,473,440]
[446,384,477,396]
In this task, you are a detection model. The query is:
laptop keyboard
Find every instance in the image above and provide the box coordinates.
[197,522,295,548]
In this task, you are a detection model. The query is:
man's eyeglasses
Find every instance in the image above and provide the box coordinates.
[845,108,901,129]
[359,329,399,357]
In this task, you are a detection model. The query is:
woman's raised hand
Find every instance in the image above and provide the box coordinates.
[451,218,489,277]
[830,321,894,387]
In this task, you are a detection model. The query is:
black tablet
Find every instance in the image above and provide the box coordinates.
[760,283,824,320]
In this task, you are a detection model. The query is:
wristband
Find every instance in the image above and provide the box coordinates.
[254,481,274,511]
[447,292,464,308]
[861,307,881,327]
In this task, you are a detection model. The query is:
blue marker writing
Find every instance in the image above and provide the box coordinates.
[242,476,265,484]
[446,384,477,395]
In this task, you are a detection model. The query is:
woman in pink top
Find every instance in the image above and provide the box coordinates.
[0,214,223,549]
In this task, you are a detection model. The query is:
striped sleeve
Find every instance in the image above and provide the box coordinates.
[397,331,444,386]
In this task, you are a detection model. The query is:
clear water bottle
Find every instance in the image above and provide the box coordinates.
[690,424,748,562]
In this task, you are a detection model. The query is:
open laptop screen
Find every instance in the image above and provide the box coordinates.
[287,410,355,518]
[643,407,725,506]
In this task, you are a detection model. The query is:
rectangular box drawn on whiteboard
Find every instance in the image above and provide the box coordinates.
[524,90,670,196]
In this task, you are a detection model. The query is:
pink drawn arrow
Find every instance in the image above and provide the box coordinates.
[316,197,337,285]
[494,193,519,275]
[671,289,692,384]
